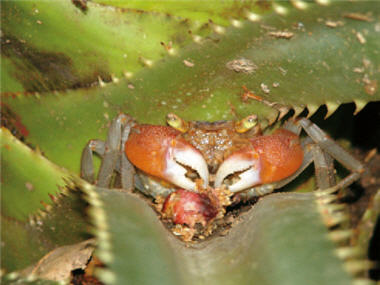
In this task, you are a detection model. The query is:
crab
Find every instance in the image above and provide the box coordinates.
[81,112,364,240]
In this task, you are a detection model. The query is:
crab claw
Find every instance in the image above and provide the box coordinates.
[214,147,261,192]
[215,129,303,192]
[125,125,209,191]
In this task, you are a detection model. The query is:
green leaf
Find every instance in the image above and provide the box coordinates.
[2,0,250,93]
[90,187,355,285]
[1,129,89,272]
[1,187,90,273]
[88,187,183,285]
[1,128,69,220]
[92,0,270,26]
[2,1,379,173]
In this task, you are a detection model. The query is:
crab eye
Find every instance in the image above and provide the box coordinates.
[214,147,261,192]
[234,114,258,133]
[166,113,189,133]
[125,125,209,191]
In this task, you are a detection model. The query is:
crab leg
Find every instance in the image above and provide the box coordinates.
[120,119,136,191]
[282,119,302,135]
[80,114,137,190]
[81,139,105,184]
[310,144,336,189]
[95,115,124,187]
[80,138,132,187]
[297,118,365,189]
[91,113,137,188]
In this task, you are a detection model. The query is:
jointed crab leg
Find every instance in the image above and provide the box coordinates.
[282,119,302,135]
[274,118,364,192]
[310,144,336,190]
[81,138,130,186]
[280,118,364,193]
[120,118,136,191]
[81,139,105,184]
[81,114,136,189]
[96,115,126,187]
[298,119,363,171]
[282,118,364,192]
[297,118,365,187]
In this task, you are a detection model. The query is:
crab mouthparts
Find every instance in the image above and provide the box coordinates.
[164,145,209,191]
[214,150,261,192]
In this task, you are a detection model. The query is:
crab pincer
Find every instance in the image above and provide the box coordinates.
[215,129,304,192]
[125,125,209,191]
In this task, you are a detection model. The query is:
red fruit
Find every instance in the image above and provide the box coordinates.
[162,189,218,227]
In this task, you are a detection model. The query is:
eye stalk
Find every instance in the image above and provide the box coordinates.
[234,114,258,133]
[166,113,189,133]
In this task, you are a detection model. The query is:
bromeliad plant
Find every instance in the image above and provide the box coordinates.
[1,1,379,284]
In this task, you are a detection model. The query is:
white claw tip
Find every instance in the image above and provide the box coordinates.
[164,143,209,191]
[215,149,261,192]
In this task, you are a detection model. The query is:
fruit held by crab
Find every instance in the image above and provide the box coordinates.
[161,189,219,228]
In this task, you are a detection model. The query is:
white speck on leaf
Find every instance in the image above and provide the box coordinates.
[278,67,287,76]
[25,182,34,191]
[325,20,344,28]
[183,59,194,67]
[260,83,270,94]
[226,58,257,74]
[356,32,366,44]
[353,67,364,73]
[268,31,294,39]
